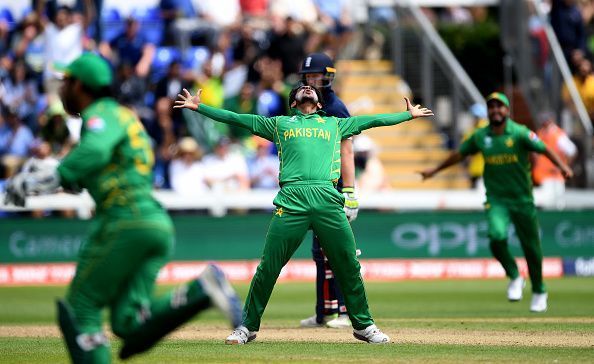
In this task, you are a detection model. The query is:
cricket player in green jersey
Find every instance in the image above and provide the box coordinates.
[420,92,573,313]
[174,85,434,344]
[4,53,243,363]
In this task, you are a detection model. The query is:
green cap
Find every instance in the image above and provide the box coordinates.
[61,53,113,90]
[486,92,510,108]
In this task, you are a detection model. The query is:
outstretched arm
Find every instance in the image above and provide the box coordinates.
[340,97,434,137]
[542,146,574,179]
[419,151,465,180]
[174,88,275,140]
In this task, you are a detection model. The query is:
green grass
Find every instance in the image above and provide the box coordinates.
[1,278,593,363]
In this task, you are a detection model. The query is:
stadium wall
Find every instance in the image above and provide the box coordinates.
[1,210,592,284]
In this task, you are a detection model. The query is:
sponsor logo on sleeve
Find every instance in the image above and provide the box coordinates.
[529,131,540,142]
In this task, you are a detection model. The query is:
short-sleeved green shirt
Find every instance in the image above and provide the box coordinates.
[197,104,412,186]
[58,98,163,217]
[459,119,547,204]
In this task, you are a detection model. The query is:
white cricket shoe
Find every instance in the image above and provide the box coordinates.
[507,276,525,301]
[225,326,257,345]
[353,324,390,344]
[198,264,243,328]
[300,314,336,328]
[530,292,548,313]
[326,314,351,329]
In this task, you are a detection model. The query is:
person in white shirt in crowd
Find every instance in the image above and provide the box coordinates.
[353,134,390,192]
[39,0,94,102]
[202,137,250,191]
[247,136,279,189]
[169,136,209,196]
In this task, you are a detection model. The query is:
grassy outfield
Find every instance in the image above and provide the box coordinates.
[0,277,593,363]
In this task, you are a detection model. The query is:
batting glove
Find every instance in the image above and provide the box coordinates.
[342,187,359,222]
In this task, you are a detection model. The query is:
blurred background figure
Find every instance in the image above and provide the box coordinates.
[40,0,94,102]
[533,111,577,210]
[169,136,209,196]
[202,137,250,192]
[0,104,34,179]
[465,103,489,189]
[247,136,279,189]
[38,100,73,158]
[353,134,389,192]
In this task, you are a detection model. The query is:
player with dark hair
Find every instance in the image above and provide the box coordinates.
[174,84,434,344]
[298,52,357,329]
[4,53,243,363]
[419,92,573,313]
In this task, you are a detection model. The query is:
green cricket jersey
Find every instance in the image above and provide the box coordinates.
[197,104,412,186]
[57,98,162,217]
[459,119,547,204]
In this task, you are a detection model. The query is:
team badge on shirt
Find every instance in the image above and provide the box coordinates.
[274,207,284,217]
[86,117,105,131]
[505,137,514,148]
[484,136,492,148]
[316,116,325,124]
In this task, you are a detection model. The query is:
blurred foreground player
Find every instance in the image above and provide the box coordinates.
[4,53,242,363]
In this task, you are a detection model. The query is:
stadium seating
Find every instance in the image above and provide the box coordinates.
[0,7,15,31]
[131,7,163,46]
[183,46,210,72]
[101,8,124,43]
[151,46,181,82]
[336,59,471,190]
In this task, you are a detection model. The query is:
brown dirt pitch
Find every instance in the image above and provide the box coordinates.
[3,317,593,348]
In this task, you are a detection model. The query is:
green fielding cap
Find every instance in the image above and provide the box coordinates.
[61,53,113,90]
[486,92,510,108]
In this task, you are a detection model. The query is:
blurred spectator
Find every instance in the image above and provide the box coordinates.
[194,0,241,29]
[202,137,250,191]
[38,100,73,158]
[247,136,279,189]
[314,0,353,57]
[223,82,257,141]
[268,16,309,77]
[254,56,288,117]
[100,17,155,78]
[115,61,150,121]
[39,0,94,101]
[443,6,473,24]
[169,136,209,196]
[0,104,34,178]
[240,0,269,18]
[159,0,196,45]
[464,103,489,188]
[562,58,594,122]
[532,111,577,209]
[0,59,38,129]
[11,13,45,78]
[550,0,586,68]
[352,134,389,192]
[155,60,189,101]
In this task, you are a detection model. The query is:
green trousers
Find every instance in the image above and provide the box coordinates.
[66,213,210,361]
[485,201,546,293]
[243,182,374,331]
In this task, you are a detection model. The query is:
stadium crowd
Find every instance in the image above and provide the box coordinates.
[0,0,592,200]
[0,0,365,194]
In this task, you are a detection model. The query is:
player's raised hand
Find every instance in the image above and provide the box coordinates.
[174,88,202,111]
[405,97,434,119]
[418,168,436,181]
